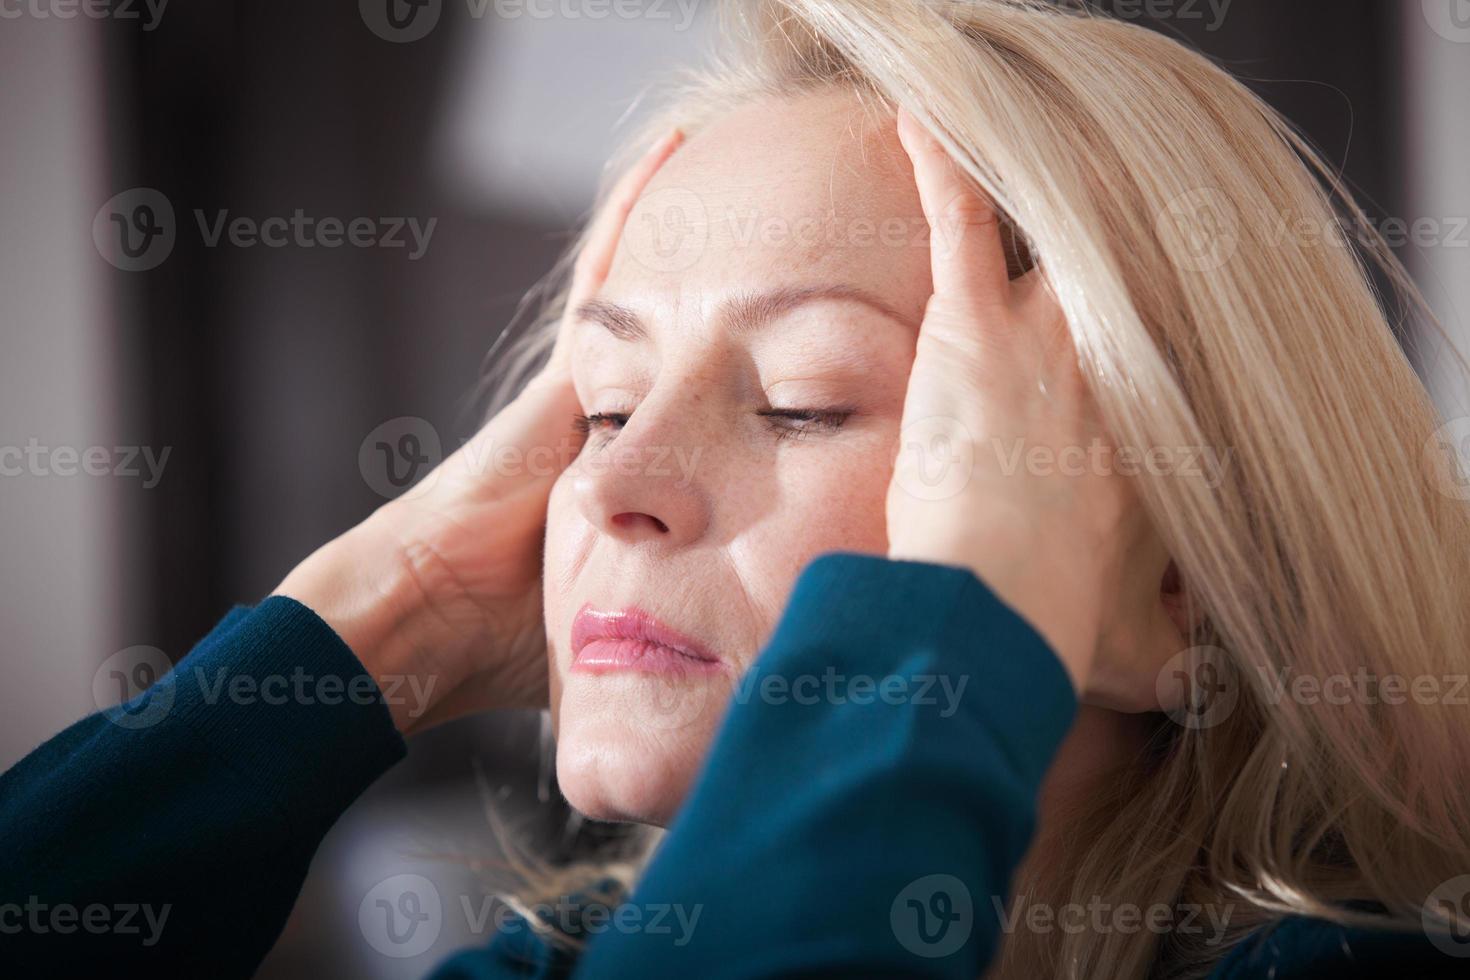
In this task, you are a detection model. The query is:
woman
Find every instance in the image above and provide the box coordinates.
[5,0,1469,977]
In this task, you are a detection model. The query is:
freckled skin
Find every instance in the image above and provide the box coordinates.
[543,89,935,825]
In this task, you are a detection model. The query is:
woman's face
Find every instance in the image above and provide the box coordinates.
[544,88,934,824]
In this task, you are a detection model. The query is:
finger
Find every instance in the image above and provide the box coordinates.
[568,126,685,309]
[544,127,684,377]
[440,367,583,502]
[448,133,684,495]
[896,106,1010,306]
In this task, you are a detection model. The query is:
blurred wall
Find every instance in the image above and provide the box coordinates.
[0,16,122,770]
[1405,1,1470,417]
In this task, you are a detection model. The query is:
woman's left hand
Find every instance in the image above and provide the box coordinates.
[274,129,685,735]
[886,108,1184,708]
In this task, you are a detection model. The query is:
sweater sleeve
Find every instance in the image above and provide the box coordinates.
[571,551,1079,979]
[0,595,408,979]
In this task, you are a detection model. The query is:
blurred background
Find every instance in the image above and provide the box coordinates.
[2,0,1467,976]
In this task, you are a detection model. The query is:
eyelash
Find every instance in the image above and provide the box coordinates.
[573,408,853,442]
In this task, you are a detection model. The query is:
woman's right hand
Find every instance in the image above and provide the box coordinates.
[886,108,1182,703]
[275,129,684,735]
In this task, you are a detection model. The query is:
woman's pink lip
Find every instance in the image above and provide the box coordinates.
[570,604,722,674]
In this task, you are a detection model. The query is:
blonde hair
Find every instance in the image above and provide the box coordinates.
[485,2,1470,976]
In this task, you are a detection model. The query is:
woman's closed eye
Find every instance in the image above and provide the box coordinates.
[573,411,632,436]
[572,407,854,442]
[756,407,853,441]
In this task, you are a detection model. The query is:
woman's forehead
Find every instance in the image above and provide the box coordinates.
[603,89,932,319]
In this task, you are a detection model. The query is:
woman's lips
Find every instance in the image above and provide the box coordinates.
[570,604,723,675]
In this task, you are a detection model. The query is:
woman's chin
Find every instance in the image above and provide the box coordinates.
[554,714,711,827]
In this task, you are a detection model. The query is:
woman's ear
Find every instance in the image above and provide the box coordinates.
[998,212,1035,280]
[1159,559,1207,638]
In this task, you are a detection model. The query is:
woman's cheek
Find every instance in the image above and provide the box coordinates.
[804,440,892,552]
[542,471,583,712]
[750,437,894,583]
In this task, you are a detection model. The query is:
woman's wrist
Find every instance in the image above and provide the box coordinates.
[889,515,1102,692]
[273,513,467,735]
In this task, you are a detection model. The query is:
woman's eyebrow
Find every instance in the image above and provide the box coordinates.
[575,298,647,341]
[724,284,919,334]
[574,284,917,341]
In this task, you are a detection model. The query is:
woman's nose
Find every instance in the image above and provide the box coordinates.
[571,397,713,547]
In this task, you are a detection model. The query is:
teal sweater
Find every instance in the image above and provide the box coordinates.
[1,554,1461,977]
